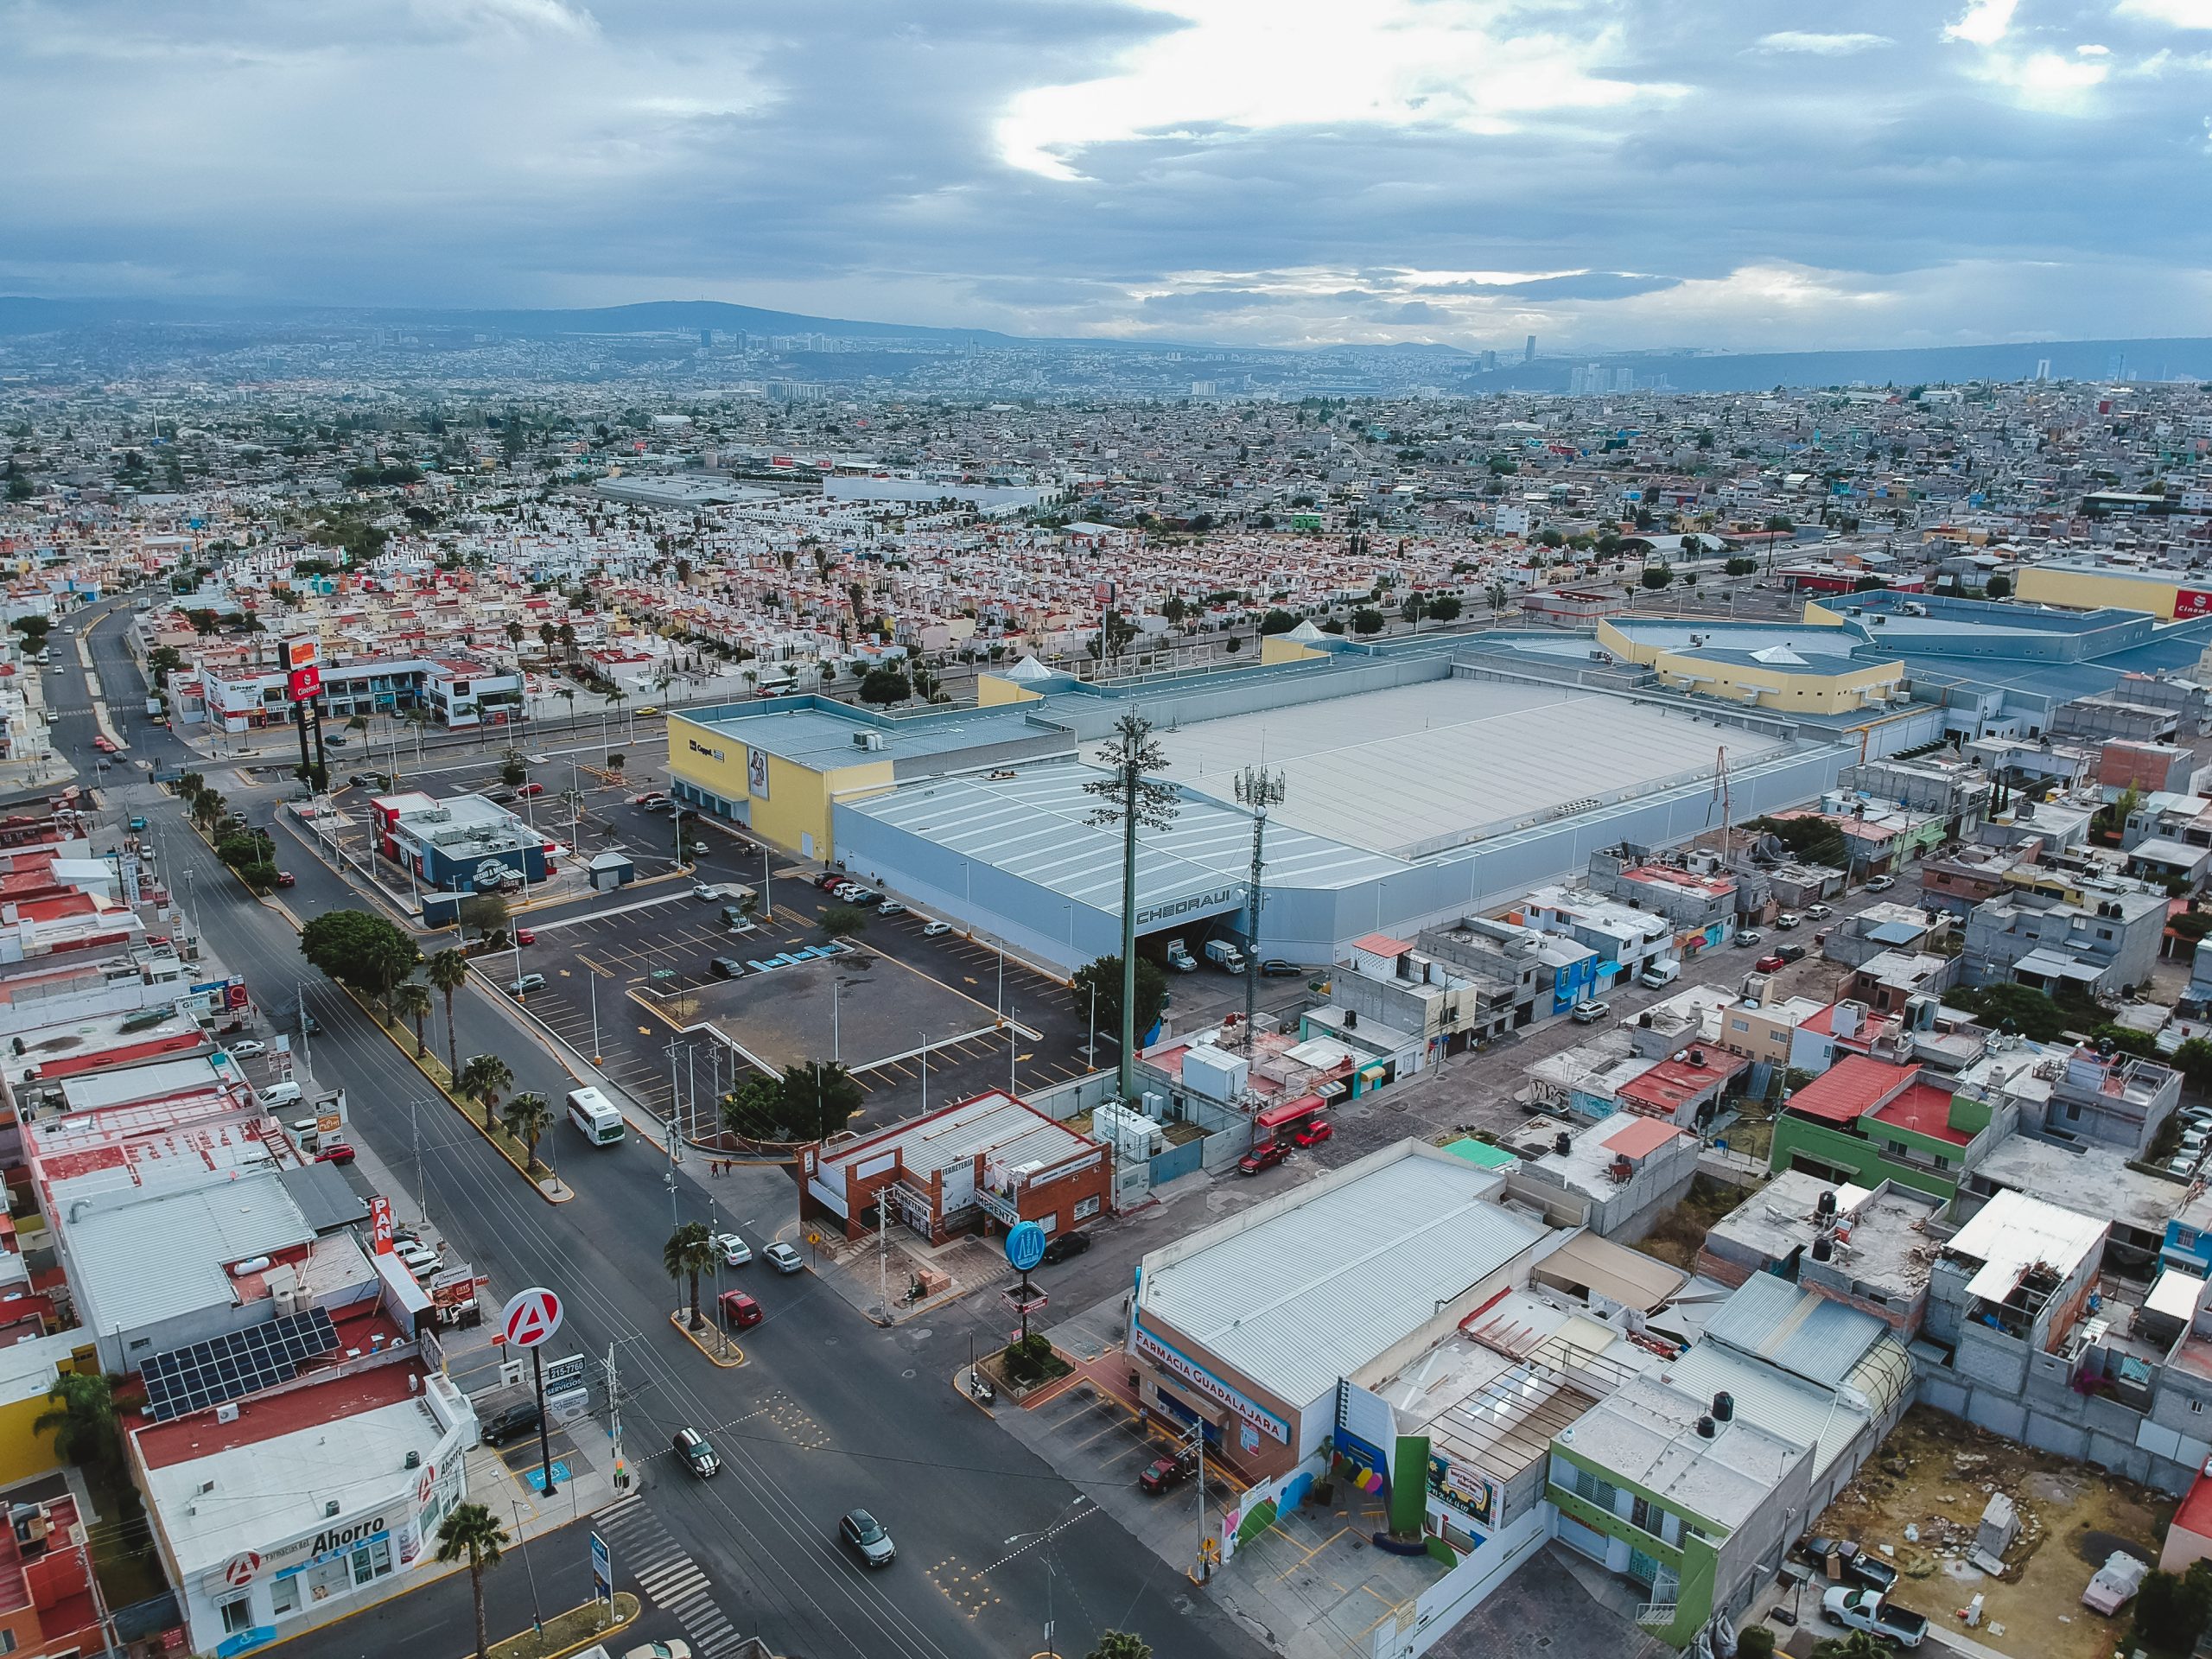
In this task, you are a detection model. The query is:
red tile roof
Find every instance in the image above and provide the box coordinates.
[1351,932,1413,957]
[1786,1053,1914,1127]
[1603,1116,1690,1160]
[1870,1080,1970,1146]
[1616,1052,1747,1117]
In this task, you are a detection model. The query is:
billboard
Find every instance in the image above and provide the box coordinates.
[283,636,320,672]
[288,664,322,702]
[2175,589,2212,620]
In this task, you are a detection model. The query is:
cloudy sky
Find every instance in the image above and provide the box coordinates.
[4,0,2210,351]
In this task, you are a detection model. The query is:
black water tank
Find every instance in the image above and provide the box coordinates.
[1696,1414,1716,1439]
[1554,1133,1572,1157]
[1813,1235,1834,1262]
[1344,1008,1358,1030]
[1712,1391,1735,1423]
[1816,1189,1837,1219]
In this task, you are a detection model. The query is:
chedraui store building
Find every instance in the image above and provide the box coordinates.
[665,694,1074,862]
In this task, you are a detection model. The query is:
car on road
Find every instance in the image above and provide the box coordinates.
[518,782,545,797]
[1755,953,1788,972]
[637,705,661,717]
[709,957,746,979]
[714,1232,753,1267]
[1259,958,1303,976]
[1821,1587,1927,1649]
[719,1290,763,1330]
[1293,1117,1334,1148]
[275,870,296,888]
[689,840,709,856]
[349,772,384,790]
[839,1510,896,1567]
[1802,1536,1900,1595]
[323,735,347,748]
[1141,1450,1198,1494]
[513,927,536,945]
[1775,912,1802,930]
[1866,874,1897,892]
[693,883,721,901]
[509,972,547,995]
[1570,1000,1611,1024]
[92,735,114,753]
[673,1427,720,1478]
[127,815,147,832]
[1776,944,1807,965]
[877,900,907,917]
[921,920,952,937]
[1736,929,1764,948]
[315,1140,356,1165]
[622,1643,691,1659]
[1238,1141,1288,1175]
[226,1040,267,1059]
[764,1241,804,1274]
[1040,1230,1092,1266]
[1805,902,1834,920]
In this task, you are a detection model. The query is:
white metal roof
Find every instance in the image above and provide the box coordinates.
[1136,1144,1542,1408]
[66,1172,315,1336]
[1948,1186,2107,1301]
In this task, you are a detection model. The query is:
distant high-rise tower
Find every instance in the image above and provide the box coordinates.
[2034,359,2050,382]
[1524,334,1537,363]
[1482,350,1499,372]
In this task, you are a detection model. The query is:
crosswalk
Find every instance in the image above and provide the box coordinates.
[594,1493,749,1658]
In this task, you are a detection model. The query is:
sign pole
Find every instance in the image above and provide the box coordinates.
[531,1344,556,1497]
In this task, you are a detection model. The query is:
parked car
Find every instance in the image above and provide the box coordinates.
[1570,1000,1611,1024]
[764,1242,804,1274]
[514,927,536,945]
[1776,944,1807,965]
[719,1290,763,1330]
[921,919,952,937]
[477,1394,543,1447]
[622,1643,691,1659]
[1736,929,1764,948]
[1293,1117,1335,1148]
[1259,959,1303,977]
[1755,953,1788,972]
[315,1141,357,1165]
[673,1427,720,1478]
[1803,1537,1900,1595]
[1775,912,1802,930]
[1237,1141,1288,1175]
[509,973,547,995]
[226,1039,267,1059]
[1141,1450,1198,1494]
[1806,902,1834,920]
[840,1509,896,1567]
[816,874,845,891]
[714,1231,753,1267]
[877,900,907,917]
[1866,874,1897,892]
[350,772,384,789]
[1040,1230,1092,1266]
[693,883,721,901]
[709,957,746,980]
[1821,1587,1927,1649]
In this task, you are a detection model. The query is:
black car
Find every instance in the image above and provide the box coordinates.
[1040,1230,1093,1266]
[674,1427,720,1478]
[1776,944,1808,965]
[477,1393,543,1448]
[1259,959,1303,977]
[709,957,746,979]
[1802,1536,1899,1595]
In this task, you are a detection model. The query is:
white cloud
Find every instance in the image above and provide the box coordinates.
[1750,31,1893,54]
[2118,0,2212,27]
[1945,0,2019,46]
[995,0,1680,180]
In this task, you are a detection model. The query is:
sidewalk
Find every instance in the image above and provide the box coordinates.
[781,1214,1013,1325]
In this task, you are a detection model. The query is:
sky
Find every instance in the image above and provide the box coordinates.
[3,0,2211,353]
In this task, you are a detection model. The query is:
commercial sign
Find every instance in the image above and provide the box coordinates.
[1134,885,1241,928]
[202,1513,390,1591]
[501,1287,563,1348]
[685,738,727,763]
[747,748,770,800]
[1428,1450,1500,1528]
[283,636,321,673]
[368,1196,394,1254]
[2175,588,2212,620]
[288,664,322,702]
[1131,1324,1289,1444]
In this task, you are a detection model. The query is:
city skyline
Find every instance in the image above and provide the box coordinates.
[5,0,2209,354]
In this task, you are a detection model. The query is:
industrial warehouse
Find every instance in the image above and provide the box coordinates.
[664,594,2212,972]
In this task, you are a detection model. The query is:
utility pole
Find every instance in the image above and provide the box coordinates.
[1008,1005,1018,1096]
[918,1029,929,1118]
[876,1198,890,1321]
[605,1341,628,1491]
[1234,767,1287,1052]
[1083,713,1179,1101]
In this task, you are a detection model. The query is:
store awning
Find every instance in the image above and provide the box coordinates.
[1256,1094,1327,1130]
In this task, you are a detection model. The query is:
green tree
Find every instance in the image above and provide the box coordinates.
[1985,575,2012,599]
[819,903,870,943]
[1948,981,2075,1043]
[721,1072,788,1141]
[858,666,912,705]
[435,1503,508,1659]
[458,1052,513,1129]
[394,979,433,1059]
[299,909,422,1014]
[502,1092,553,1171]
[499,756,527,788]
[175,769,204,799]
[12,615,52,652]
[1084,713,1179,1097]
[457,891,511,944]
[427,948,470,1081]
[216,831,272,869]
[1350,607,1385,635]
[1086,1632,1154,1659]
[1072,954,1168,1046]
[664,1220,715,1329]
[34,1371,122,1485]
[1259,607,1299,635]
[1427,594,1462,622]
[1640,564,1675,590]
[779,1061,863,1141]
[1726,556,1758,576]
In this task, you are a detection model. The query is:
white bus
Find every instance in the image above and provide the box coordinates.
[567,1086,626,1146]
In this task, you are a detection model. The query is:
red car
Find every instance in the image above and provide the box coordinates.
[275,871,296,888]
[519,782,545,797]
[1293,1118,1334,1148]
[315,1141,356,1165]
[1237,1141,1288,1176]
[92,735,115,753]
[719,1290,764,1330]
[1755,952,1787,973]
[1140,1451,1197,1493]
[513,927,536,945]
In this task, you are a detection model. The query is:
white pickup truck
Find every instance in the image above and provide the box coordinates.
[1822,1586,1929,1649]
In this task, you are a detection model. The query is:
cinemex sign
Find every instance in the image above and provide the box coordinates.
[1134,886,1243,929]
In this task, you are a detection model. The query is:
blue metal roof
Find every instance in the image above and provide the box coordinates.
[1700,1270,1885,1390]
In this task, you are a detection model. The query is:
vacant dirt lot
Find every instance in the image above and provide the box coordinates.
[1806,1406,2174,1659]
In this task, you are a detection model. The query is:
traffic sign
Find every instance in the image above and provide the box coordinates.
[1005,1220,1046,1274]
[500,1287,564,1349]
[590,1531,611,1602]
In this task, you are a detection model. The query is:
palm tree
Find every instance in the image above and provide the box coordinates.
[34,1372,120,1484]
[458,1053,512,1129]
[426,949,469,1080]
[435,1503,508,1659]
[393,980,432,1058]
[502,1092,553,1171]
[664,1221,715,1329]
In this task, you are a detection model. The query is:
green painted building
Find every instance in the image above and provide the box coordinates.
[1548,1376,1812,1648]
[1767,1052,1995,1200]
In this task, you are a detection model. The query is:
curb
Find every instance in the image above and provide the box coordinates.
[949,1363,995,1418]
[668,1308,747,1368]
[483,1592,640,1659]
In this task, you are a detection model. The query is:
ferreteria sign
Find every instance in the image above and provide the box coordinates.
[1134,886,1242,928]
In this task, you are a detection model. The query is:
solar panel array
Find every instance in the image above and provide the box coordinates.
[143,1308,340,1421]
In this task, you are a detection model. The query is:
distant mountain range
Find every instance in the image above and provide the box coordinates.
[3,294,2208,392]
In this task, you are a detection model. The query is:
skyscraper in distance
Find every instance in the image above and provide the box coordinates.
[1524,334,1536,363]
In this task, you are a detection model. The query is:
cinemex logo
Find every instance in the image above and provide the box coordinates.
[686,739,727,762]
[1135,886,1239,927]
[311,1516,386,1555]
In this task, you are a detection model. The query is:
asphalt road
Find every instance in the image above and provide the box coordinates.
[48,594,1267,1659]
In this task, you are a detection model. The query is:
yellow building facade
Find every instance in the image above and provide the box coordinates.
[666,714,893,861]
[2016,564,2201,621]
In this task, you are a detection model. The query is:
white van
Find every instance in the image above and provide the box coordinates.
[1639,961,1681,989]
[567,1086,625,1146]
[262,1080,303,1109]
